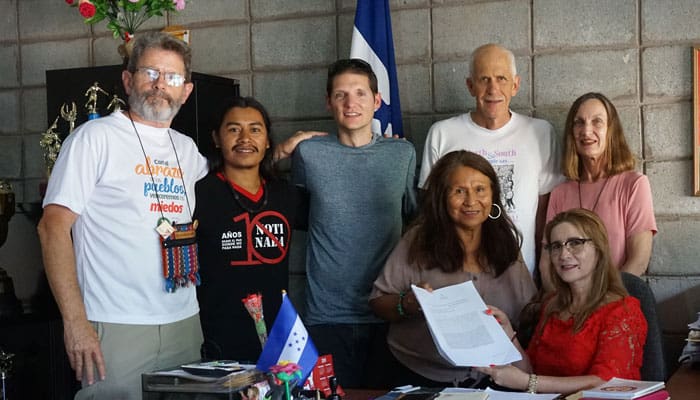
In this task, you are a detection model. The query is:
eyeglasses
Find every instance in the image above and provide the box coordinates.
[133,67,186,87]
[544,238,592,256]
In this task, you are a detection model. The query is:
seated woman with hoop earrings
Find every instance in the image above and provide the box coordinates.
[369,150,536,387]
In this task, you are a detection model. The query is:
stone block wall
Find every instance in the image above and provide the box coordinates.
[1,0,699,375]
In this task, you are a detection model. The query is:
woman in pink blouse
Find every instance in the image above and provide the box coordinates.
[540,93,656,290]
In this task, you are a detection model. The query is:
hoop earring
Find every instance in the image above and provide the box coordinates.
[488,204,502,220]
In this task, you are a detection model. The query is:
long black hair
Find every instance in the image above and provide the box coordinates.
[408,150,522,276]
[208,96,277,180]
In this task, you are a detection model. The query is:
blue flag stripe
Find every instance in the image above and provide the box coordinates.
[256,293,318,386]
[350,0,403,137]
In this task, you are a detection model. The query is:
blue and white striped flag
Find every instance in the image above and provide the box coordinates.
[350,0,404,137]
[256,292,318,386]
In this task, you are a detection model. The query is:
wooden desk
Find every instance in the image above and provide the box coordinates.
[666,363,700,400]
[343,389,389,400]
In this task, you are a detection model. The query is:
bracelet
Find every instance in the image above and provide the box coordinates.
[397,291,406,316]
[510,331,518,342]
[526,373,538,394]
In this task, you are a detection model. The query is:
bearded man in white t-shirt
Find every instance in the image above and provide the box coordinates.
[418,43,564,275]
[38,32,208,400]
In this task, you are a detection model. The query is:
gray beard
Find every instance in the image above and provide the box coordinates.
[128,90,182,123]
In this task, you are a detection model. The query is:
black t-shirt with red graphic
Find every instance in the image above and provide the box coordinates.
[194,171,307,362]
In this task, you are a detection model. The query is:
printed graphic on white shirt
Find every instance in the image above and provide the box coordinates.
[136,156,189,222]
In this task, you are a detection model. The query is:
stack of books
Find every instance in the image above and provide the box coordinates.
[580,378,667,400]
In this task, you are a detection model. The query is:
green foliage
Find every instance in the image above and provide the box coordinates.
[67,0,187,41]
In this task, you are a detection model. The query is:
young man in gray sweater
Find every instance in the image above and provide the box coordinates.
[276,59,417,388]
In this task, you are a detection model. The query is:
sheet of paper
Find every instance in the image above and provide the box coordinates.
[484,388,561,400]
[435,391,488,400]
[150,363,258,383]
[440,388,484,394]
[411,281,522,366]
[438,388,561,400]
[150,369,223,382]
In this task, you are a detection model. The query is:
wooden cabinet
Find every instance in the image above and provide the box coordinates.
[0,313,76,399]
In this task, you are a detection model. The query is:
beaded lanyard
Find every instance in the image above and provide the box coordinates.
[128,111,199,292]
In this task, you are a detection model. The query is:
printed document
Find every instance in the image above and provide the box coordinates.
[440,387,561,400]
[411,281,522,366]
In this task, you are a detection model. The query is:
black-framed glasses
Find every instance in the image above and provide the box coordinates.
[544,238,592,256]
[133,67,186,87]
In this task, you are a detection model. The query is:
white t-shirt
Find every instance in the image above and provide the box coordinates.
[43,112,208,324]
[418,112,563,273]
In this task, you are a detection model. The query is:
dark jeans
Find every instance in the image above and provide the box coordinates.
[307,323,393,389]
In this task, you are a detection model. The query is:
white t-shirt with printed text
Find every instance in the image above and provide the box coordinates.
[43,112,208,324]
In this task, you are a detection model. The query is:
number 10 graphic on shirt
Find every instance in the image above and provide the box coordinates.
[230,211,290,266]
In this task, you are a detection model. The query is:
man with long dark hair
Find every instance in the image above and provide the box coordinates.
[194,96,308,362]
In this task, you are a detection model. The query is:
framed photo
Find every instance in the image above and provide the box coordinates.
[694,47,700,195]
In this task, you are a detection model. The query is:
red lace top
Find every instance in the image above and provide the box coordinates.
[526,296,647,381]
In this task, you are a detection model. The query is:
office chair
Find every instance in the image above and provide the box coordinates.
[621,272,667,381]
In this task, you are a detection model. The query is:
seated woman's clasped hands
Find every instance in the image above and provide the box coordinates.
[478,209,648,395]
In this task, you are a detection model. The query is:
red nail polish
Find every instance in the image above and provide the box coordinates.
[489,364,495,368]
[485,309,493,315]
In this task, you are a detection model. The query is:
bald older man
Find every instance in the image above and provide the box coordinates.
[419,44,563,275]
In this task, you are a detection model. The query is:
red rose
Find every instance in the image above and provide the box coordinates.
[78,2,96,18]
[65,0,75,5]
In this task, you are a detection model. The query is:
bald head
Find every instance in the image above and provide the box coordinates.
[469,44,517,78]
[466,43,521,130]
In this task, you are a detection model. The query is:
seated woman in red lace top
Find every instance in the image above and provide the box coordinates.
[478,208,647,395]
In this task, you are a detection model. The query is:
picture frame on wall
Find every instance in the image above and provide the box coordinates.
[694,47,700,195]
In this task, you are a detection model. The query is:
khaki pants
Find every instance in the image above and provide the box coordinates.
[75,314,203,400]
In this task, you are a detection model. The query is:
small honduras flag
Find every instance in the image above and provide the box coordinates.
[350,0,404,137]
[256,291,318,386]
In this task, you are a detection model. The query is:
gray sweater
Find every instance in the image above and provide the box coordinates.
[292,134,417,324]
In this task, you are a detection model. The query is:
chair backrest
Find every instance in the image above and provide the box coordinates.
[620,272,667,381]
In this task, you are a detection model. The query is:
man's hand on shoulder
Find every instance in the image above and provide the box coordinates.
[274,130,328,162]
[383,133,405,140]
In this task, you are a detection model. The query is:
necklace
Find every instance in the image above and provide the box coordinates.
[578,177,610,213]
[127,110,199,292]
[218,172,268,214]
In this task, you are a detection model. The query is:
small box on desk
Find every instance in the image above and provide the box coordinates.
[142,363,264,400]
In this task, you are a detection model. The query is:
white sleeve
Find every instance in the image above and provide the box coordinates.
[418,124,440,188]
[538,122,565,195]
[42,126,104,215]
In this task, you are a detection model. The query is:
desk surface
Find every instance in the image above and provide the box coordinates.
[344,389,388,400]
[666,363,700,400]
